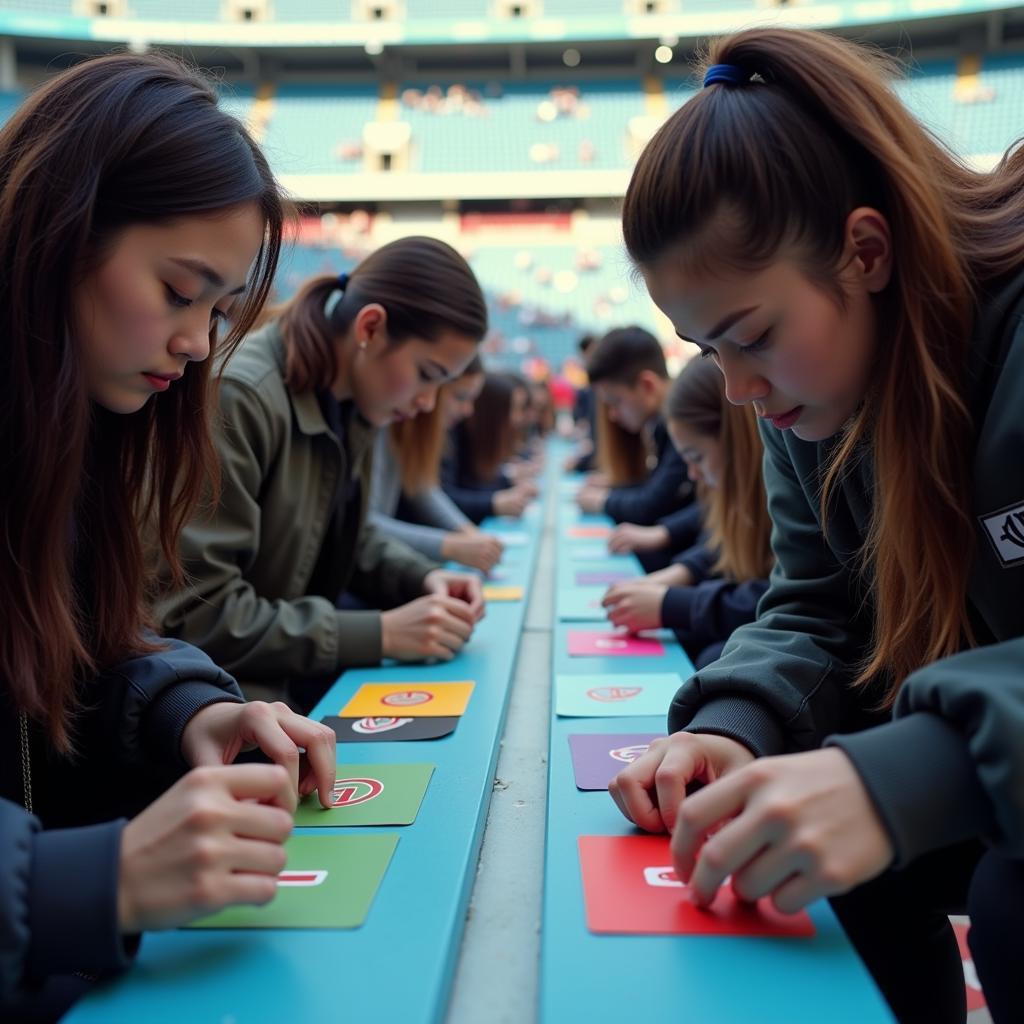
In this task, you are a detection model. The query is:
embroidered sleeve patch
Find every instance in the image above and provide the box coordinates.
[980,500,1024,567]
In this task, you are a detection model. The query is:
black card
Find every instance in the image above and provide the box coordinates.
[323,715,460,743]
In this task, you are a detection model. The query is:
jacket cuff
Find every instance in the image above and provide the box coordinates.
[675,695,785,758]
[144,682,245,771]
[661,586,697,632]
[27,821,137,979]
[826,712,994,868]
[335,609,384,668]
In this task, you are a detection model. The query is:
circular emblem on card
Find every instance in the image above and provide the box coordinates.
[330,777,384,806]
[586,686,643,703]
[352,716,412,734]
[381,690,434,707]
[277,869,328,887]
[609,743,650,763]
[595,638,628,650]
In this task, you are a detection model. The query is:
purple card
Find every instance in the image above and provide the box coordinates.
[568,733,665,790]
[575,570,634,586]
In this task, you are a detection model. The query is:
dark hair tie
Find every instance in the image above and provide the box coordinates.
[337,271,349,291]
[703,63,750,88]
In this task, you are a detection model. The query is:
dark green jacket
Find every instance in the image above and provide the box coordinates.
[155,322,438,682]
[669,269,1024,868]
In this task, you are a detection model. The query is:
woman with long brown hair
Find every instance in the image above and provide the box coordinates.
[0,54,337,1017]
[368,354,506,572]
[602,356,772,668]
[441,370,538,523]
[156,236,489,700]
[609,28,1023,1024]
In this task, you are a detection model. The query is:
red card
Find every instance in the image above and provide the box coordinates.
[578,835,815,937]
[568,525,611,539]
[567,630,665,658]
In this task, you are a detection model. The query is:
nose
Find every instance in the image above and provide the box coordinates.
[415,385,439,414]
[687,462,702,484]
[717,350,769,407]
[169,314,212,364]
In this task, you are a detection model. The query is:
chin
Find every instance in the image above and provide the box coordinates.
[92,390,151,415]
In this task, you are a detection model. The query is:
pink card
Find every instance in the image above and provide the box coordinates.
[579,835,815,937]
[568,525,611,539]
[567,630,665,658]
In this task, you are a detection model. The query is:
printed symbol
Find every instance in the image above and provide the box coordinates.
[352,717,412,734]
[586,686,643,703]
[381,690,434,707]
[277,870,328,887]
[999,511,1024,549]
[609,743,651,763]
[644,866,684,888]
[331,777,384,807]
[595,638,628,650]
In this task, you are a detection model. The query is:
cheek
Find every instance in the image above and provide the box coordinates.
[79,266,166,367]
[377,351,419,403]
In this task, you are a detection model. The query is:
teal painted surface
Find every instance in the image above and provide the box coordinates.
[67,514,543,1024]
[539,466,896,1023]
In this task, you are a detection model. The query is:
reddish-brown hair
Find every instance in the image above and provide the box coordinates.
[623,28,1024,704]
[666,357,772,582]
[0,53,284,750]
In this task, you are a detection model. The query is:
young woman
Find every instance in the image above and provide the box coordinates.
[0,54,337,1018]
[156,237,489,694]
[368,354,506,572]
[441,370,538,523]
[602,356,772,670]
[608,28,1023,1024]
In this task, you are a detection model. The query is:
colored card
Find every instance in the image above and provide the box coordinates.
[578,835,815,937]
[323,715,460,743]
[557,588,608,622]
[568,733,665,790]
[567,629,665,658]
[568,545,634,563]
[293,762,434,826]
[555,673,682,717]
[483,584,524,602]
[340,681,475,718]
[568,525,611,539]
[185,833,398,930]
[575,570,634,587]
[493,530,529,547]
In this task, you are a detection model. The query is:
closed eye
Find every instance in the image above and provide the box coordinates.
[742,329,772,353]
[165,284,193,309]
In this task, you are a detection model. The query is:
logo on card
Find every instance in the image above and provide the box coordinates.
[609,743,651,763]
[644,866,684,888]
[595,638,628,650]
[381,690,434,707]
[980,500,1024,567]
[586,686,643,703]
[352,716,412,734]
[330,777,384,807]
[277,870,328,887]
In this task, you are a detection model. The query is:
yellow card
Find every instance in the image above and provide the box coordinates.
[340,681,475,718]
[483,585,524,602]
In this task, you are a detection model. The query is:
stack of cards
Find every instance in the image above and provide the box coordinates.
[324,681,475,742]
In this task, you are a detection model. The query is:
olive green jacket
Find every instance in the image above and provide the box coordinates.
[155,322,439,682]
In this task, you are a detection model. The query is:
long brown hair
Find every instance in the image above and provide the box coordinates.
[594,400,649,486]
[390,354,485,493]
[666,357,772,582]
[461,372,527,483]
[277,236,488,394]
[622,28,1024,704]
[0,53,284,750]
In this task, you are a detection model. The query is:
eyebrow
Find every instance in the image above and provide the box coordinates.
[428,358,460,380]
[705,305,760,341]
[171,257,247,296]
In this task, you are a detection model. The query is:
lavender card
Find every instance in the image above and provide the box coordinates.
[568,733,666,790]
[575,570,634,587]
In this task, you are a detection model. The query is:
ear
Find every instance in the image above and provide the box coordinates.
[352,303,389,351]
[844,207,892,294]
[634,369,663,406]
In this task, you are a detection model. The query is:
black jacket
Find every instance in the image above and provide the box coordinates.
[604,417,692,525]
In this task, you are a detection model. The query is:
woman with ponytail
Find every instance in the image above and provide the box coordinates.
[609,28,1024,1023]
[156,236,489,695]
[602,356,772,669]
[1,55,338,1018]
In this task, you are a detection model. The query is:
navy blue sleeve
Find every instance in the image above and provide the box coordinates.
[657,503,703,552]
[1,800,135,1006]
[603,423,690,525]
[439,452,495,524]
[673,539,718,584]
[662,578,770,638]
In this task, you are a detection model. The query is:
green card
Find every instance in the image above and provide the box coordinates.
[293,762,435,827]
[185,833,398,930]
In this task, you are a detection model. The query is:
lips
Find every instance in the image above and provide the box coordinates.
[761,406,803,430]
